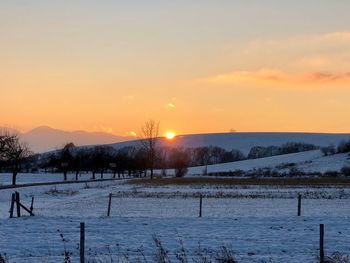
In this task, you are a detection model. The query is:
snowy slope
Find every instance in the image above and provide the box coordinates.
[161,150,350,176]
[110,132,350,154]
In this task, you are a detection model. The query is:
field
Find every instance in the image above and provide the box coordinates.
[1,173,350,262]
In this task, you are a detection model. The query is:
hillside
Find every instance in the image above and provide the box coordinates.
[160,150,350,176]
[21,126,134,153]
[110,132,350,154]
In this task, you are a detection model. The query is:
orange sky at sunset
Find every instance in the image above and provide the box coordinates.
[1,1,350,136]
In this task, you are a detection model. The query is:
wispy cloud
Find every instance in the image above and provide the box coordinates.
[199,69,350,86]
[127,131,137,137]
[167,103,176,108]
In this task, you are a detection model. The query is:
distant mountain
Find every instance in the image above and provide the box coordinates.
[21,126,134,153]
[110,132,350,155]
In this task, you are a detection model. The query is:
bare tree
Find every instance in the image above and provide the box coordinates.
[59,142,75,181]
[139,120,160,179]
[1,130,31,185]
[170,148,190,178]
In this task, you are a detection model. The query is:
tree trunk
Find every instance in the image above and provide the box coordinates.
[63,171,67,181]
[92,171,96,180]
[12,171,18,185]
[75,171,79,181]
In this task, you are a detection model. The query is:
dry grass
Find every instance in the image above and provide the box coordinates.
[128,177,350,187]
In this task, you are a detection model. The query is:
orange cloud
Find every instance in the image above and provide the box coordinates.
[200,69,350,87]
[167,103,176,108]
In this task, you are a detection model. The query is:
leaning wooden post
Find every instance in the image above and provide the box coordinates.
[320,224,324,263]
[107,193,112,217]
[80,222,85,263]
[297,194,302,216]
[199,194,203,217]
[30,197,34,213]
[9,193,15,218]
[15,192,21,217]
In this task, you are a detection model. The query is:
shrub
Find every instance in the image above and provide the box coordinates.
[341,166,350,177]
[337,139,350,153]
[0,254,8,263]
[321,145,336,156]
[324,251,349,263]
[175,167,188,178]
[288,167,304,177]
[215,246,237,263]
[323,170,340,178]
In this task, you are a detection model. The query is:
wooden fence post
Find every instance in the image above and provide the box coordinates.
[320,224,324,263]
[30,197,34,213]
[199,194,203,217]
[15,192,21,217]
[297,194,302,216]
[107,193,112,217]
[9,193,15,218]
[80,222,85,263]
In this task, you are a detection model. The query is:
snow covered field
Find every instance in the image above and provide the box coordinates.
[1,150,348,190]
[161,150,350,176]
[1,178,350,262]
[0,173,122,186]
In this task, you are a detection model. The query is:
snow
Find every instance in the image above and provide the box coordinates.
[158,150,350,176]
[0,173,118,186]
[1,179,350,262]
[110,132,350,154]
[1,216,349,263]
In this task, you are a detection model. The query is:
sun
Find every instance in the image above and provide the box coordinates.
[164,131,176,140]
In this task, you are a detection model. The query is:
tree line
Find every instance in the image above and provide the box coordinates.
[2,121,350,185]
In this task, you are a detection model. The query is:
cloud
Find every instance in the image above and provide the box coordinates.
[299,56,329,68]
[127,131,137,137]
[167,103,176,108]
[238,31,350,72]
[323,31,350,41]
[200,69,350,87]
[195,31,350,89]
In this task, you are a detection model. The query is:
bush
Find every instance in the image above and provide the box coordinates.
[288,167,304,177]
[175,167,188,178]
[341,166,350,177]
[337,139,350,153]
[323,170,340,178]
[321,145,336,156]
[248,142,318,159]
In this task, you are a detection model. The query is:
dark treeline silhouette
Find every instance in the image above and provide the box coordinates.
[37,144,247,179]
[321,138,350,156]
[37,142,320,180]
[247,142,318,159]
[4,126,347,181]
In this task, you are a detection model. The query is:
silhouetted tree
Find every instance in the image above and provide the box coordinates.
[321,145,336,156]
[170,149,190,177]
[139,120,160,179]
[1,131,31,185]
[72,149,86,180]
[59,142,75,181]
[337,139,350,153]
[89,146,113,179]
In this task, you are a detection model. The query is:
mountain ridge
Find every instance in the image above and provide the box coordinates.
[19,126,134,153]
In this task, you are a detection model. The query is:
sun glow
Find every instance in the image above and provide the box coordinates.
[164,131,176,140]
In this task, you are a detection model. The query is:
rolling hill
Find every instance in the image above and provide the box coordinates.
[21,126,134,153]
[110,132,350,154]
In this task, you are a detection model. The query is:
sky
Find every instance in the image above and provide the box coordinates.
[1,0,350,136]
